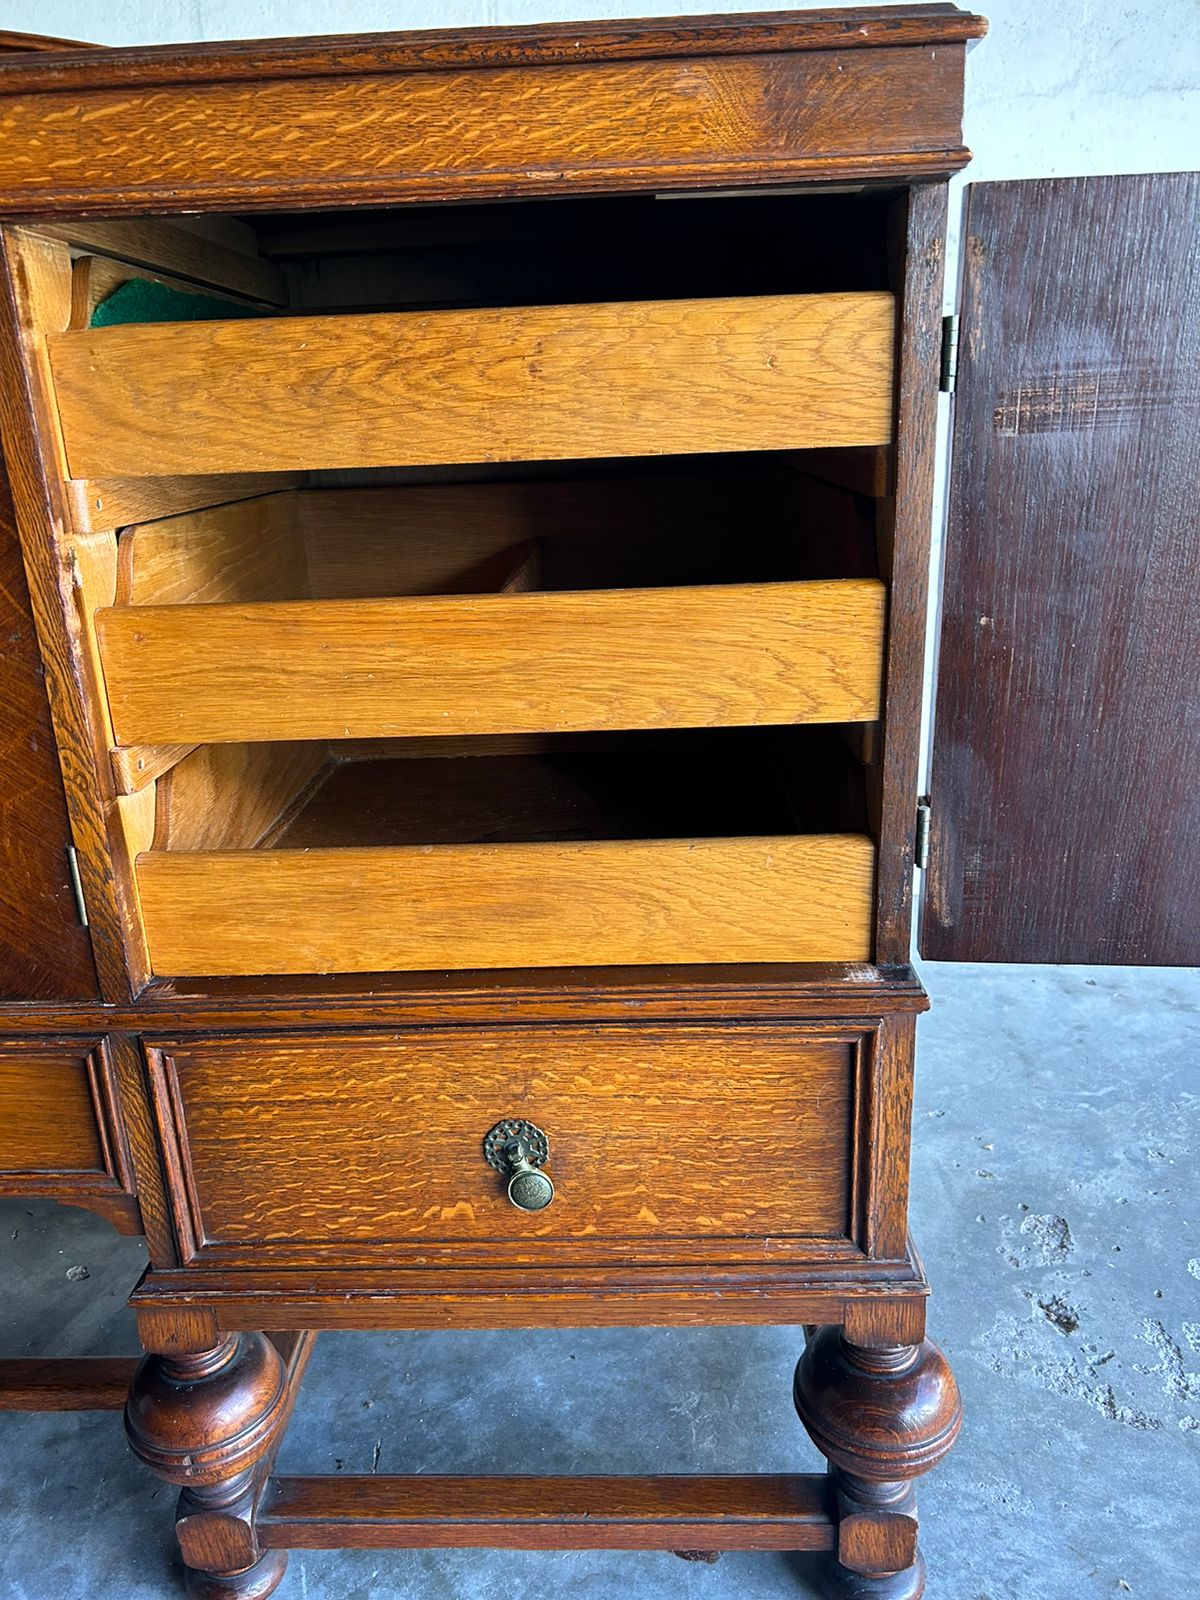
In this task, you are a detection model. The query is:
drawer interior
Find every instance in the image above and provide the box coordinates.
[9,187,898,981]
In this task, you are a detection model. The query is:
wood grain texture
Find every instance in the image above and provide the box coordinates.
[146,1024,860,1266]
[129,1251,927,1335]
[0,1357,139,1410]
[0,963,929,1036]
[66,473,301,537]
[36,218,285,304]
[0,1047,105,1171]
[258,1473,835,1552]
[0,26,979,216]
[0,225,140,997]
[924,173,1200,965]
[98,578,884,746]
[50,293,895,478]
[136,833,875,976]
[0,10,988,88]
[154,743,327,853]
[0,436,98,998]
[116,493,307,607]
[0,1037,139,1231]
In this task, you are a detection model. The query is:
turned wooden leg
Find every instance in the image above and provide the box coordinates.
[793,1325,961,1599]
[125,1332,290,1598]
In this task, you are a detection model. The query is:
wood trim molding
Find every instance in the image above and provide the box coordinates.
[0,10,987,93]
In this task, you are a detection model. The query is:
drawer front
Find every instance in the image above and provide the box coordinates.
[96,577,885,746]
[146,1025,871,1270]
[49,292,895,479]
[0,1039,137,1223]
[136,834,876,977]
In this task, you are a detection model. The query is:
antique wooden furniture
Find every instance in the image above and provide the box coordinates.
[0,9,1197,1597]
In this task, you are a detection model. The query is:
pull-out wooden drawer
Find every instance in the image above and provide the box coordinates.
[96,577,885,747]
[0,1039,138,1230]
[133,730,876,975]
[47,292,895,478]
[145,1025,869,1271]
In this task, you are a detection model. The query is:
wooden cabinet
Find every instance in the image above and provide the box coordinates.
[0,9,1195,1599]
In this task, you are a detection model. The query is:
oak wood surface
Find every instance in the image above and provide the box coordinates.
[0,1037,139,1231]
[924,173,1200,965]
[136,833,875,976]
[0,437,98,998]
[148,1024,859,1266]
[0,10,988,88]
[0,17,981,216]
[116,493,308,607]
[0,1356,139,1410]
[36,217,286,304]
[0,963,929,1036]
[98,578,885,746]
[258,1473,835,1551]
[0,1047,105,1171]
[154,743,327,852]
[0,225,141,997]
[129,1251,928,1336]
[50,293,895,478]
[66,473,301,537]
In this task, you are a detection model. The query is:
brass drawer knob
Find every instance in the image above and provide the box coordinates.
[483,1118,555,1212]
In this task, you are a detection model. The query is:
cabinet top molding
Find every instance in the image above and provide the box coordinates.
[0,7,986,216]
[0,8,987,92]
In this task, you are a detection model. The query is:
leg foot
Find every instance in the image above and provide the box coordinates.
[811,1549,926,1599]
[794,1326,960,1599]
[182,1548,289,1599]
[126,1333,289,1597]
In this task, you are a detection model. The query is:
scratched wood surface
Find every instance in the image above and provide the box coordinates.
[923,173,1200,965]
[49,293,895,477]
[150,1025,855,1263]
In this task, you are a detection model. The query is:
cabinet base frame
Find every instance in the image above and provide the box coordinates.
[125,1246,957,1599]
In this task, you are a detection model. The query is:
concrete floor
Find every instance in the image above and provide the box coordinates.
[1,962,1196,1599]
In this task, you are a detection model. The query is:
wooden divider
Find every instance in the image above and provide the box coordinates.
[48,292,895,477]
[136,833,875,975]
[97,578,886,746]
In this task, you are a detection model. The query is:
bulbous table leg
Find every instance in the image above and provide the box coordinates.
[794,1326,961,1599]
[125,1332,290,1598]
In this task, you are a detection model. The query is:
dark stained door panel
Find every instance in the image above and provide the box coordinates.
[923,172,1200,966]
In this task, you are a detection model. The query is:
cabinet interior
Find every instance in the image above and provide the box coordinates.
[14,185,897,975]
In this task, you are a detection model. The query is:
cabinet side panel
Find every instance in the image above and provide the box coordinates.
[0,441,98,998]
[924,172,1200,965]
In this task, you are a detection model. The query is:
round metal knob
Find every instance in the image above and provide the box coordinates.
[483,1119,554,1212]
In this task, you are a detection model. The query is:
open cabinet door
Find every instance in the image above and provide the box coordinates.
[921,171,1200,965]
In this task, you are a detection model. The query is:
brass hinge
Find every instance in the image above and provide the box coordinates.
[914,797,932,870]
[940,313,959,393]
[66,845,89,927]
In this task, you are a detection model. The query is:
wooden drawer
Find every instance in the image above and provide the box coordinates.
[145,1025,870,1270]
[96,577,885,747]
[47,292,895,478]
[132,725,876,977]
[137,830,875,977]
[0,1038,138,1229]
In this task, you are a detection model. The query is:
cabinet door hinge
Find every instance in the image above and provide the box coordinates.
[66,845,89,927]
[915,797,932,870]
[939,312,959,393]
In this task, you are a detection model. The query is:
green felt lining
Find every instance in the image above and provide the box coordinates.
[89,277,260,328]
